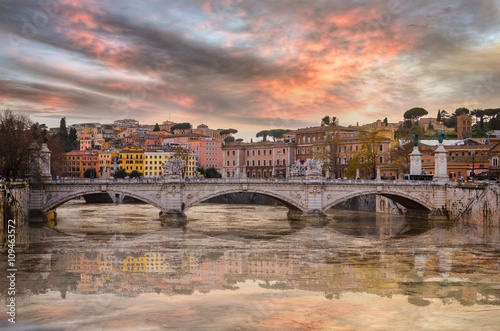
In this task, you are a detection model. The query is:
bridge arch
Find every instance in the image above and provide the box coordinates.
[322,188,433,212]
[43,188,163,212]
[184,188,304,212]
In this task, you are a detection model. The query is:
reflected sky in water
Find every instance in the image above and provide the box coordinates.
[1,201,499,330]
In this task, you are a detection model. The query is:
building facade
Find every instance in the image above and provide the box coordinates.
[222,141,297,178]
[61,150,99,178]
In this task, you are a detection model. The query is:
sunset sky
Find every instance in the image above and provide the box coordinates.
[1,0,499,139]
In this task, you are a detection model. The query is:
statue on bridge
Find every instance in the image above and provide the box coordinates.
[411,134,419,147]
[438,130,446,144]
[304,158,324,177]
[162,157,185,176]
[290,160,305,177]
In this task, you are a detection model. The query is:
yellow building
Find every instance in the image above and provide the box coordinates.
[122,253,172,273]
[119,147,145,175]
[98,150,118,178]
[144,151,197,177]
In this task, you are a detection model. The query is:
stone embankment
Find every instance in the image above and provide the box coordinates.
[449,184,500,227]
[1,181,29,250]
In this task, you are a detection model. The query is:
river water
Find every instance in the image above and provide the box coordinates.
[1,200,500,330]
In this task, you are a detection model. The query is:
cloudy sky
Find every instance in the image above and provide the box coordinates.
[1,0,499,139]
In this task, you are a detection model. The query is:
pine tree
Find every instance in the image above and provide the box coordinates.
[153,123,160,132]
[59,117,68,140]
[437,109,442,122]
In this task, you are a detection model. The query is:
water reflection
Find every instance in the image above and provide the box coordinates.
[1,201,500,330]
[326,209,436,239]
[4,246,500,306]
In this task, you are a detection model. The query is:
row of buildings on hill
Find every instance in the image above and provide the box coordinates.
[57,116,500,181]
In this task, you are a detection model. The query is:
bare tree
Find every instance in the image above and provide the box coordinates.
[318,130,342,178]
[0,110,35,179]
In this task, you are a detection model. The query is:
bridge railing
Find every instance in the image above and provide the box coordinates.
[42,177,453,186]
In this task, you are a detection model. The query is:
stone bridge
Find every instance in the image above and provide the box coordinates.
[27,177,499,225]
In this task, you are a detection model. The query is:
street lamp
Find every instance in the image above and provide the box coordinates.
[470,150,475,181]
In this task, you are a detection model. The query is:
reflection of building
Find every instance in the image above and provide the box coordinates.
[42,248,500,307]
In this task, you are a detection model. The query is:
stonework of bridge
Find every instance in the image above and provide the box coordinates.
[27,177,498,226]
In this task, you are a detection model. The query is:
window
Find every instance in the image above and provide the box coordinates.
[258,160,261,166]
[258,150,261,156]
[379,156,383,163]
[227,161,230,166]
[252,160,255,166]
[493,158,499,167]
[263,160,266,166]
[247,151,250,156]
[227,151,230,156]
[252,151,255,156]
[232,160,235,166]
[263,150,266,156]
[283,148,286,154]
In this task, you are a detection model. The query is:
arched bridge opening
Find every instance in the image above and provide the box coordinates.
[184,189,304,214]
[324,191,432,217]
[43,189,163,216]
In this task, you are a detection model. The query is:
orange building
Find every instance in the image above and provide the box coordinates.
[61,150,99,178]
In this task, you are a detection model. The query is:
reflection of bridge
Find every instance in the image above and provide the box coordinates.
[28,177,498,225]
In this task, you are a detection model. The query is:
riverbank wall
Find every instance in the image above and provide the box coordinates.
[449,185,500,227]
[1,181,29,250]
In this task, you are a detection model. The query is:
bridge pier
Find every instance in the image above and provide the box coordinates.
[160,210,187,226]
[287,208,327,222]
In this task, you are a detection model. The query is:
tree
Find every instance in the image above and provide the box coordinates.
[403,107,428,122]
[346,130,386,179]
[269,129,291,141]
[170,122,191,134]
[220,128,238,136]
[390,141,413,178]
[68,127,77,142]
[471,109,485,131]
[129,170,142,178]
[409,124,424,136]
[383,117,388,127]
[204,167,221,178]
[114,168,127,178]
[153,123,160,132]
[318,131,342,178]
[83,168,97,178]
[59,117,68,140]
[224,136,235,143]
[437,109,442,122]
[427,122,434,132]
[235,138,244,142]
[256,130,271,142]
[321,115,330,126]
[321,116,338,126]
[455,107,470,116]
[0,109,35,179]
